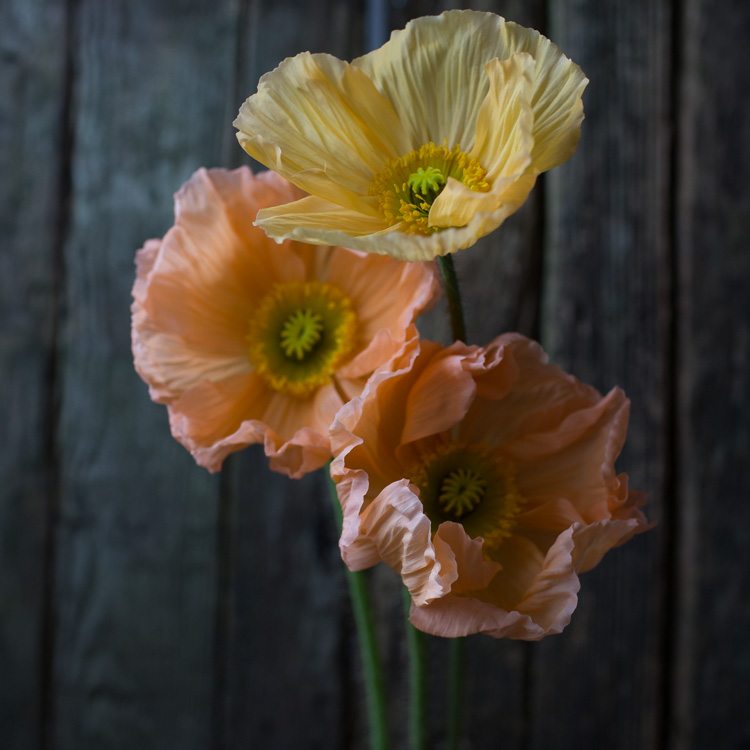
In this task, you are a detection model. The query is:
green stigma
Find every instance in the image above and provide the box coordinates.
[407,166,446,200]
[437,467,487,518]
[279,308,324,360]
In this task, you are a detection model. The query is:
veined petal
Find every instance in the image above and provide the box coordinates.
[255,195,390,240]
[353,10,521,149]
[354,9,586,168]
[429,54,535,229]
[341,479,457,606]
[259,197,534,262]
[234,52,408,212]
[168,372,332,477]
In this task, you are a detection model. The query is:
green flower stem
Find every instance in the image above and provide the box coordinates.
[403,589,428,750]
[437,255,467,342]
[437,253,468,749]
[327,469,389,750]
[447,637,465,750]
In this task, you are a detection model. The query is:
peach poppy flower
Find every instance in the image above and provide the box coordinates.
[131,167,438,478]
[234,10,587,261]
[330,334,649,639]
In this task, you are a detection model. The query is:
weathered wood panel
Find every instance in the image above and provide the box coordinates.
[0,1,68,748]
[673,2,750,748]
[218,3,365,748]
[50,2,239,747]
[533,3,672,749]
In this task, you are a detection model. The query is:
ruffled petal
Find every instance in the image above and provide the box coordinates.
[354,10,525,149]
[409,593,536,639]
[258,198,533,261]
[433,522,500,594]
[132,168,300,402]
[330,334,431,494]
[354,9,586,172]
[168,372,336,476]
[235,52,408,212]
[400,345,479,444]
[429,54,534,229]
[410,527,579,640]
[339,479,457,606]
[458,334,599,447]
[255,195,390,240]
[511,389,630,521]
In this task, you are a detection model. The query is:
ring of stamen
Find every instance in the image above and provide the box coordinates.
[438,468,487,518]
[280,309,324,360]
[247,281,357,397]
[409,442,523,550]
[370,142,490,235]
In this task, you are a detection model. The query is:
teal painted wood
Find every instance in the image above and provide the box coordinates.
[673,1,750,747]
[533,2,673,749]
[0,1,68,748]
[49,1,238,747]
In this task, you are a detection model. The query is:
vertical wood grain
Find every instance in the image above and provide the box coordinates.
[50,2,239,747]
[218,3,365,748]
[673,1,750,747]
[0,1,68,748]
[532,3,672,749]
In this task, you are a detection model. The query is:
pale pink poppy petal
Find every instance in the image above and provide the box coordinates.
[512,389,630,521]
[340,479,457,606]
[433,522,500,594]
[400,344,480,445]
[168,372,333,478]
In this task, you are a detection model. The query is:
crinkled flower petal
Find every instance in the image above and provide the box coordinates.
[132,167,438,476]
[330,334,649,638]
[235,10,587,261]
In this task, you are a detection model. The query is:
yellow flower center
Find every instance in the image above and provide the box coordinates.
[247,281,357,398]
[437,467,487,518]
[411,443,522,550]
[370,143,490,235]
[279,309,324,360]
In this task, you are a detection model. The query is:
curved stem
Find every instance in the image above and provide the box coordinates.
[437,255,467,342]
[437,253,468,749]
[403,589,428,750]
[327,470,389,750]
[447,637,465,750]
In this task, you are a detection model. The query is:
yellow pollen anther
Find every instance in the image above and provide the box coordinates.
[246,281,357,397]
[438,468,486,518]
[409,442,524,551]
[370,142,490,235]
[407,166,446,200]
[279,308,324,360]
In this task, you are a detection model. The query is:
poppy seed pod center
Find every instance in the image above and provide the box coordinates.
[280,308,324,360]
[370,143,490,235]
[437,467,487,517]
[411,442,523,548]
[247,281,356,397]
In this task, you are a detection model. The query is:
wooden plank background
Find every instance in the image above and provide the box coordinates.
[1,1,748,749]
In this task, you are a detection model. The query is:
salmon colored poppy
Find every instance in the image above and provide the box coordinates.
[330,335,648,639]
[234,10,587,261]
[131,167,438,478]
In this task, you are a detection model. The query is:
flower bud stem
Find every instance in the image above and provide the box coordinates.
[437,255,467,342]
[327,469,389,750]
[437,253,467,750]
[403,590,428,750]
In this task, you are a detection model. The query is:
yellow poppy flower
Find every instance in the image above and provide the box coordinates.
[234,10,587,261]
